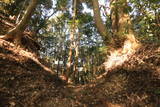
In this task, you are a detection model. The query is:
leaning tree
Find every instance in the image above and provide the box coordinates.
[0,0,38,46]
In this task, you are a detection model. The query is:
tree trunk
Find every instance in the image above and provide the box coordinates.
[92,0,112,45]
[1,0,38,45]
[66,30,74,82]
[66,0,77,82]
[72,30,80,82]
[110,0,135,47]
[16,0,28,24]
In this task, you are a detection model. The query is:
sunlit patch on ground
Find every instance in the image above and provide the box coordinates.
[104,34,140,71]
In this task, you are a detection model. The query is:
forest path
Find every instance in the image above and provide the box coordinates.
[0,39,160,107]
[66,44,160,107]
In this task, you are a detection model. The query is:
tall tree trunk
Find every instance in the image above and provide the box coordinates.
[66,0,77,82]
[110,0,136,47]
[66,29,74,82]
[110,0,123,48]
[92,0,137,47]
[1,0,38,45]
[72,30,80,82]
[92,0,112,45]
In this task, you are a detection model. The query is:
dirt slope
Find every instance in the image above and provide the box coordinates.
[0,39,160,107]
[73,44,160,107]
[0,12,160,107]
[0,39,85,107]
[0,12,84,107]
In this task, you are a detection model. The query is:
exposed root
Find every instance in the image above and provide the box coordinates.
[0,35,9,40]
[104,34,140,71]
[0,39,53,73]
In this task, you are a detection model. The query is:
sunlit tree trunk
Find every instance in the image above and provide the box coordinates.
[110,0,136,46]
[94,0,140,79]
[1,0,38,45]
[66,29,74,82]
[73,31,80,82]
[92,0,137,47]
[66,0,77,82]
[110,0,121,47]
[92,0,112,45]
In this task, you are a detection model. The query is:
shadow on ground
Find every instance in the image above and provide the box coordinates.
[0,39,160,107]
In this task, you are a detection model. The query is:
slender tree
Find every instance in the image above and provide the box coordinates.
[73,30,80,82]
[66,0,77,82]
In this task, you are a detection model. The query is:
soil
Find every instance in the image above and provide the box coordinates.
[0,39,160,107]
[0,12,160,107]
[0,39,70,107]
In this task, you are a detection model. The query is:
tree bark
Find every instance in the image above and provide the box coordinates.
[72,30,80,82]
[1,0,38,45]
[111,0,131,33]
[110,0,134,47]
[66,0,77,82]
[92,0,136,47]
[16,0,28,24]
[92,0,112,45]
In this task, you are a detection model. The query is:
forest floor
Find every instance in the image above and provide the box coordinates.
[70,44,160,107]
[0,13,160,107]
[0,38,160,107]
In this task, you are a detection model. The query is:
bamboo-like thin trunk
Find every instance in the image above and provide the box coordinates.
[73,31,80,81]
[16,0,28,24]
[66,0,77,82]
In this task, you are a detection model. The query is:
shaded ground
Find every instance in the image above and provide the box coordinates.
[0,39,159,107]
[0,13,84,107]
[0,40,84,107]
[72,44,160,107]
[0,12,160,107]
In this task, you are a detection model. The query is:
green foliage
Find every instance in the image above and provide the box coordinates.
[77,13,95,37]
[40,0,53,9]
[148,0,160,3]
[130,0,160,43]
[56,0,68,11]
[0,0,24,15]
[154,89,160,95]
